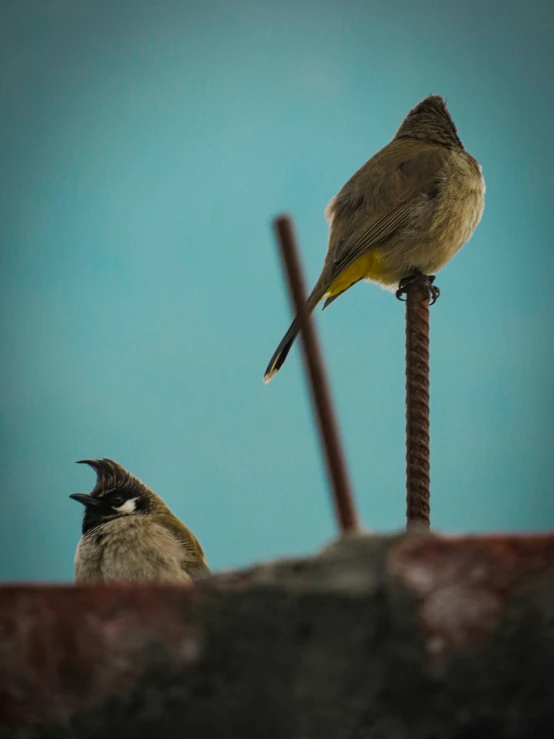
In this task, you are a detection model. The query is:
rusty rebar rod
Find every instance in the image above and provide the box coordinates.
[273,215,359,534]
[405,279,432,530]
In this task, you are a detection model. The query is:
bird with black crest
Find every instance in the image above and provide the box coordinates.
[70,458,210,583]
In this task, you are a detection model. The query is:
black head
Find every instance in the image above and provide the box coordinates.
[70,458,153,535]
[394,95,463,150]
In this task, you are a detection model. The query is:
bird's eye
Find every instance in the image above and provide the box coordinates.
[111,495,124,508]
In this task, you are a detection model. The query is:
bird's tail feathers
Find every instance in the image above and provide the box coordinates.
[263,283,326,383]
[263,318,299,383]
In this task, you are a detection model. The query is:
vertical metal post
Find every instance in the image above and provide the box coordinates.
[405,280,431,530]
[273,215,359,533]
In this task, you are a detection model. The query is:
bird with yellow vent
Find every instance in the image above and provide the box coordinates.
[263,95,485,384]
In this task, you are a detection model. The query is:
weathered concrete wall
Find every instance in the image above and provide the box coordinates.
[1,532,554,738]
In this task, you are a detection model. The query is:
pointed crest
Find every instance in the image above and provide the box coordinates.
[76,458,143,497]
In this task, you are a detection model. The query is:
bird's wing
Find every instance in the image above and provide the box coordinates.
[155,514,211,577]
[331,205,414,275]
[329,146,448,278]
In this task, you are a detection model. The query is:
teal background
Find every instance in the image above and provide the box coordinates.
[1,0,553,581]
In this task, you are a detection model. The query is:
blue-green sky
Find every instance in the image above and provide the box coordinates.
[1,0,553,581]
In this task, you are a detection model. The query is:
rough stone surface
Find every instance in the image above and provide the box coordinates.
[1,532,554,738]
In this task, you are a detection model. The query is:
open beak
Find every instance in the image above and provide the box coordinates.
[70,493,100,507]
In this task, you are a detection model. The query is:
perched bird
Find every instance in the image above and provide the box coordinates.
[264,94,485,382]
[70,458,210,583]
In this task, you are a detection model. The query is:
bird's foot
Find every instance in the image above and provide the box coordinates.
[396,271,440,305]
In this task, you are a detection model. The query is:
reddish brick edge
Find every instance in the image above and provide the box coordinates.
[1,532,554,734]
[0,585,202,728]
[389,533,554,663]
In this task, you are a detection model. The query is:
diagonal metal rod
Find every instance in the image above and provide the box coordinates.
[273,215,359,534]
[405,280,432,531]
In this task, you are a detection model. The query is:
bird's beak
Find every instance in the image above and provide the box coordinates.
[70,493,100,507]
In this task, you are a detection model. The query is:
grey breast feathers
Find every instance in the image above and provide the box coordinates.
[75,515,199,583]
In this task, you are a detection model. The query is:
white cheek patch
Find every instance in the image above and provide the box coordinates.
[114,497,138,514]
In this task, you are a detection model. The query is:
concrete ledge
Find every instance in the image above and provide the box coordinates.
[1,532,554,738]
